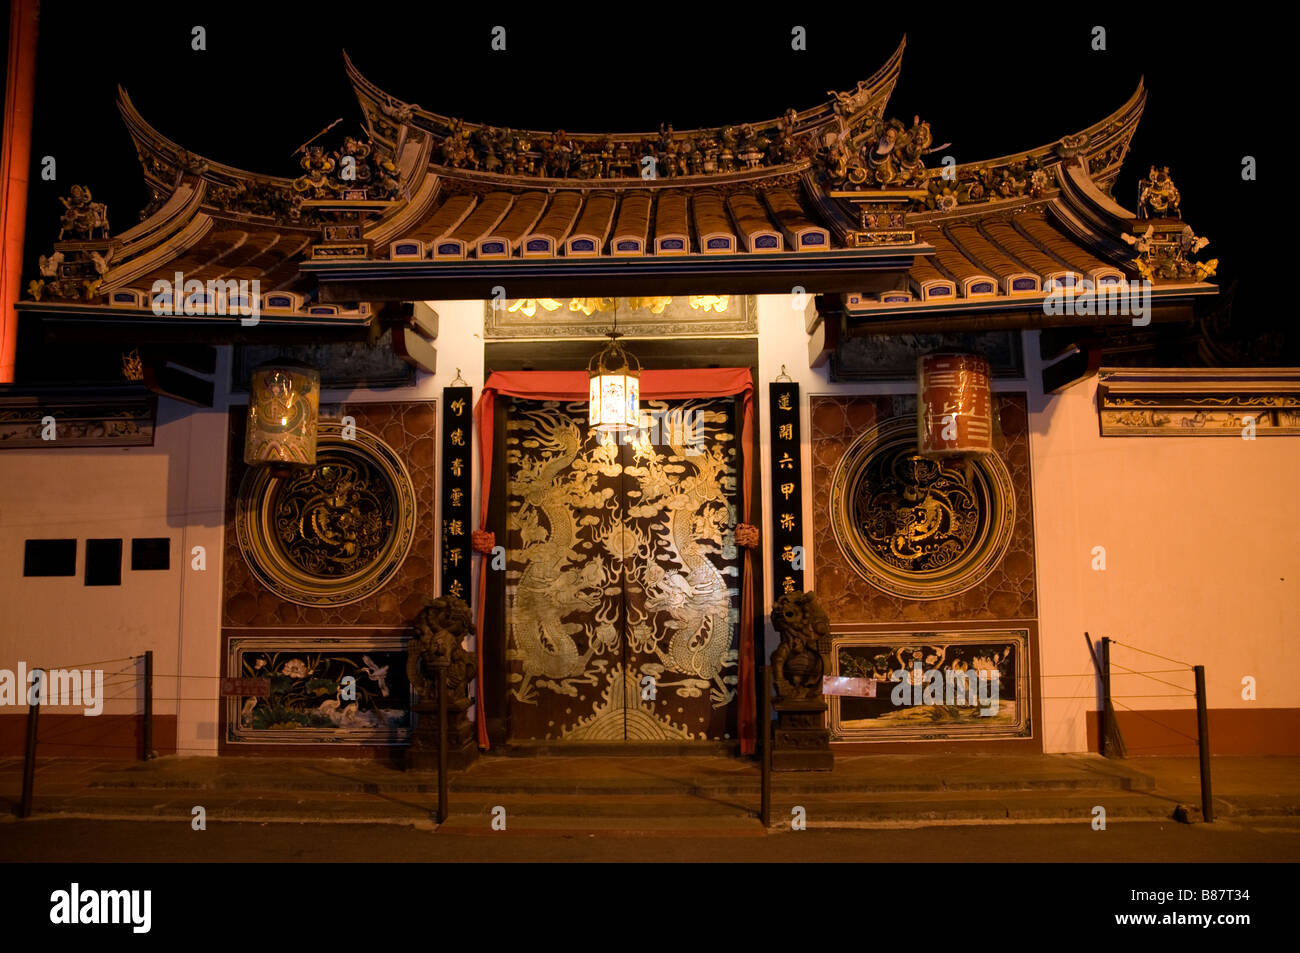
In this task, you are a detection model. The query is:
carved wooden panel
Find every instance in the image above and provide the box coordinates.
[484,295,756,339]
[829,628,1032,742]
[811,394,1036,622]
[223,402,437,627]
[235,422,418,606]
[224,631,411,745]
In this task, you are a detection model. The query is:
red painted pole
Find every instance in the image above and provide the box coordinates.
[1,0,41,382]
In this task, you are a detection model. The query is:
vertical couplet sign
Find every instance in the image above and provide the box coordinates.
[441,386,473,601]
[769,381,804,595]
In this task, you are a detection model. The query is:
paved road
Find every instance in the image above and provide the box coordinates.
[3,815,1298,862]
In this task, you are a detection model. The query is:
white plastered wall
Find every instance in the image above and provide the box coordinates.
[1022,332,1300,752]
[0,354,231,755]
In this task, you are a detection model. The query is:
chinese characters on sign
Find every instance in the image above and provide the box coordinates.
[441,386,473,601]
[769,382,804,595]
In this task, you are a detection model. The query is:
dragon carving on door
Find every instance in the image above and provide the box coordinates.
[504,398,741,741]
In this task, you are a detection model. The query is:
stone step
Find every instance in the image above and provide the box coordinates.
[15,788,1239,830]
[87,766,1152,796]
[429,791,1192,823]
[433,814,764,837]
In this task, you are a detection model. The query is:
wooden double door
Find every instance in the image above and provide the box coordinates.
[502,396,742,742]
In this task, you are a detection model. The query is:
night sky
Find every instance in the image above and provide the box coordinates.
[13,4,1278,339]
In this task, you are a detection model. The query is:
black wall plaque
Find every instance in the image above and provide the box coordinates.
[440,386,473,600]
[769,381,805,595]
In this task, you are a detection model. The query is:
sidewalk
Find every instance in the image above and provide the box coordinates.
[3,753,1298,833]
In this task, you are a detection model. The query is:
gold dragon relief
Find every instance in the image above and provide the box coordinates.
[504,398,742,741]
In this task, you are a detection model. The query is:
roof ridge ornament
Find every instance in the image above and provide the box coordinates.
[347,39,908,182]
[1137,165,1180,219]
[27,185,115,302]
[1122,220,1216,284]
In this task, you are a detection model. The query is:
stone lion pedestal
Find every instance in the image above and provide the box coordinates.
[769,591,834,772]
[405,595,479,771]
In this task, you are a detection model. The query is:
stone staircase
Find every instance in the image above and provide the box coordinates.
[0,751,1220,832]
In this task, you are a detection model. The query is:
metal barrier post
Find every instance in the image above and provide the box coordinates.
[760,666,772,829]
[20,671,41,818]
[1099,637,1112,758]
[437,662,448,824]
[1194,665,1214,823]
[143,651,154,760]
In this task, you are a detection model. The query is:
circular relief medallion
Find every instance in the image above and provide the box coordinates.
[236,422,417,606]
[829,417,1015,600]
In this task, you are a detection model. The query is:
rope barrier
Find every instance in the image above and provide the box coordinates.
[1108,639,1192,668]
[1110,698,1202,744]
[1043,668,1190,677]
[149,673,228,680]
[1040,695,1196,700]
[21,655,143,671]
[1107,659,1195,695]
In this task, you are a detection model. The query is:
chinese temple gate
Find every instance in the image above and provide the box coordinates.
[4,34,1296,765]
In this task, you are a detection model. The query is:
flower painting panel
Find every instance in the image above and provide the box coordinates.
[225,634,410,744]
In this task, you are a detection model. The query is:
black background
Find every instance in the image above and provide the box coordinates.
[2,861,1282,938]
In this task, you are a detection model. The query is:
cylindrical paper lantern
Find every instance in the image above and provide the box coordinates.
[244,361,320,466]
[917,352,993,456]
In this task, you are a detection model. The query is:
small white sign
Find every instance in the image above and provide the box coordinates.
[822,676,877,698]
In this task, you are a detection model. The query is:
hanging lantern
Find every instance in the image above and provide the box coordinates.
[587,332,641,432]
[917,352,993,456]
[244,360,320,467]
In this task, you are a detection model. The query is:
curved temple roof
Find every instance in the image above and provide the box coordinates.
[24,43,1214,328]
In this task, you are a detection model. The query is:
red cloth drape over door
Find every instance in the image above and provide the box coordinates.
[471,368,757,753]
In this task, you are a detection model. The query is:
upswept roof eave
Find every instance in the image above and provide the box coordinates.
[1045,158,1155,266]
[948,78,1146,178]
[114,87,391,249]
[343,37,907,143]
[900,80,1145,229]
[117,86,301,201]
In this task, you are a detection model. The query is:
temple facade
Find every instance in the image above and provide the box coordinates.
[2,39,1296,761]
